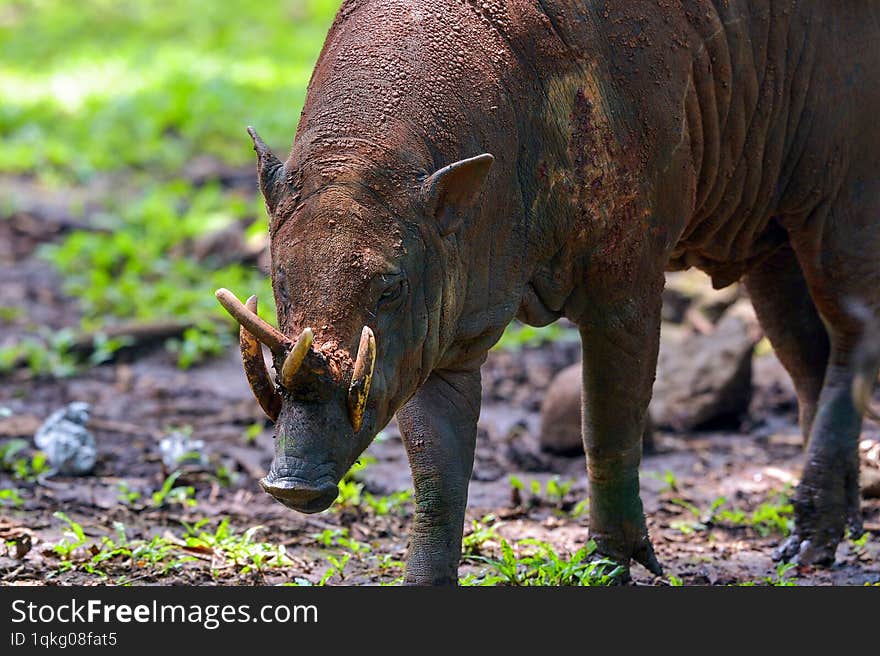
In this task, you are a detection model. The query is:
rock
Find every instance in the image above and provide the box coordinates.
[539,363,654,455]
[861,469,880,499]
[159,431,208,470]
[652,313,757,431]
[663,270,741,325]
[538,311,757,450]
[33,402,97,475]
[538,364,581,455]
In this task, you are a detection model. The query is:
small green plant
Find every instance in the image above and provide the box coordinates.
[363,488,413,515]
[243,422,262,445]
[1,441,51,482]
[651,470,679,493]
[334,458,375,508]
[374,553,405,574]
[668,493,793,537]
[668,497,718,535]
[319,553,351,585]
[714,493,794,537]
[311,528,371,554]
[0,306,22,322]
[493,322,579,351]
[87,333,132,366]
[166,324,229,369]
[463,539,624,586]
[47,513,294,581]
[151,470,197,508]
[332,457,409,515]
[570,498,590,519]
[849,530,870,558]
[311,527,372,585]
[509,475,576,510]
[738,562,798,587]
[182,518,293,575]
[462,515,501,557]
[131,535,192,575]
[0,488,24,507]
[52,511,89,565]
[545,476,574,506]
[667,575,684,587]
[0,329,80,377]
[213,464,238,487]
[116,481,142,505]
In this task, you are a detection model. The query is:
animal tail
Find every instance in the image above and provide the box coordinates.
[848,299,880,421]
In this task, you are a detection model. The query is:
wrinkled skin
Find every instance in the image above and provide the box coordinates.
[246,0,880,583]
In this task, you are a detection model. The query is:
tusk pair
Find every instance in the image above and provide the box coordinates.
[215,288,377,431]
[347,326,377,433]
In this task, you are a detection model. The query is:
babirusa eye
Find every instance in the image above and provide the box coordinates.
[378,278,406,307]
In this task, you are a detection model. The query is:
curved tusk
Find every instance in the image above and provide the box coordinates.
[853,372,880,422]
[281,327,314,388]
[347,326,376,433]
[239,296,282,421]
[215,288,290,353]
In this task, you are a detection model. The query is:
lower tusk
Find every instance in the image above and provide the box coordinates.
[215,288,290,353]
[239,296,282,421]
[347,326,376,433]
[281,327,314,388]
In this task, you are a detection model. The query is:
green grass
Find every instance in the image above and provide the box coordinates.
[668,490,794,537]
[736,562,798,587]
[49,512,295,580]
[150,470,198,508]
[0,439,50,481]
[332,457,413,516]
[0,0,339,183]
[493,322,579,351]
[461,538,625,586]
[0,487,24,507]
[462,514,502,557]
[508,475,582,514]
[0,0,342,371]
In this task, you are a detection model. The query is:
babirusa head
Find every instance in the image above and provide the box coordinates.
[213,124,494,513]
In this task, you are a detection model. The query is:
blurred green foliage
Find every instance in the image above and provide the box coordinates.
[1,0,340,369]
[0,0,339,182]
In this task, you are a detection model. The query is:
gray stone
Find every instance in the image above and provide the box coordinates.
[539,363,654,455]
[652,313,757,431]
[159,431,208,470]
[34,402,96,475]
[538,311,757,452]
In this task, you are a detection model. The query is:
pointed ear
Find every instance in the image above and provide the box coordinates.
[421,153,494,236]
[247,126,287,215]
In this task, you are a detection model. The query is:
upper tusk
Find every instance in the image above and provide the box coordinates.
[347,326,376,433]
[239,295,282,421]
[281,327,315,388]
[215,288,290,353]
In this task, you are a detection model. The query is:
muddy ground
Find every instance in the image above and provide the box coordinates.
[1,178,879,587]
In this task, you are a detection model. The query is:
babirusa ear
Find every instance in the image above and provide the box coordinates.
[422,153,494,236]
[247,126,287,215]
